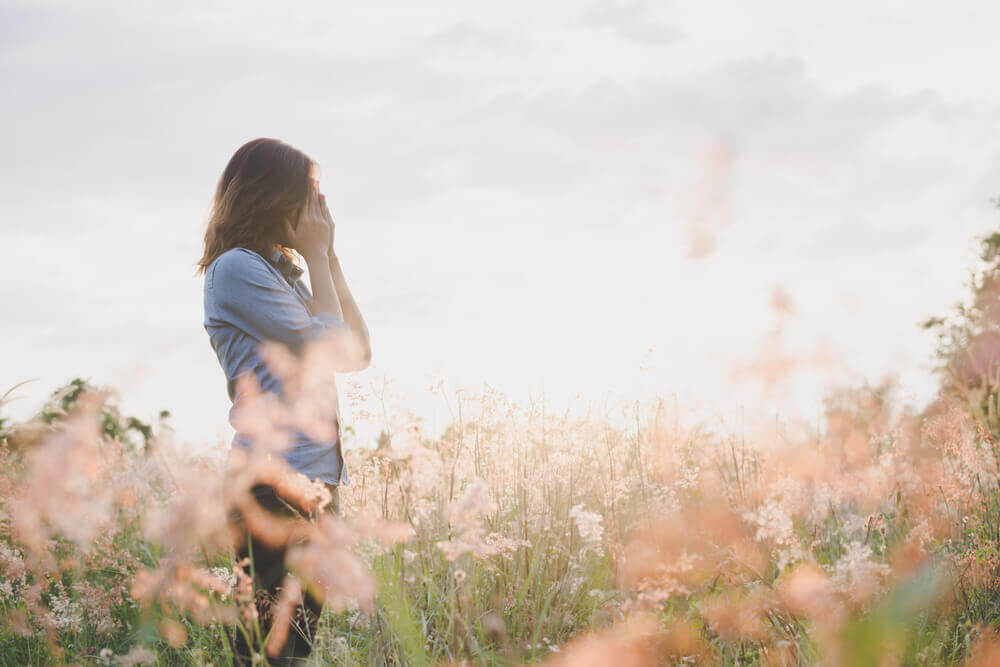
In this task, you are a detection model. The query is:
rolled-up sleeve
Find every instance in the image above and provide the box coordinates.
[208,249,349,353]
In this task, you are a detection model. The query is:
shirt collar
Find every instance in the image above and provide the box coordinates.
[269,248,304,284]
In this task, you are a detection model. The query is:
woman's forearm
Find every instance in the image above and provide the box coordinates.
[328,253,372,365]
[303,249,345,321]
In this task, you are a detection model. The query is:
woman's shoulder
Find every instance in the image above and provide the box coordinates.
[215,247,268,268]
[213,247,277,274]
[205,247,273,290]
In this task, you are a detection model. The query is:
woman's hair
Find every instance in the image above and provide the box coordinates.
[196,138,315,275]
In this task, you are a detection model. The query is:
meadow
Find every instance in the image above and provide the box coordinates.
[5,230,1000,665]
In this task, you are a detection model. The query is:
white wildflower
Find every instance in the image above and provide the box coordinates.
[569,504,604,547]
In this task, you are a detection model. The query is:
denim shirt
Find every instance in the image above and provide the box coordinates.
[203,246,350,486]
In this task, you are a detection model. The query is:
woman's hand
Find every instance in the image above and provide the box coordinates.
[283,189,331,262]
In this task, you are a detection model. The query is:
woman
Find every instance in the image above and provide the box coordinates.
[197,137,371,663]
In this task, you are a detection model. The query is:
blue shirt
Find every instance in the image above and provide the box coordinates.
[203,246,350,485]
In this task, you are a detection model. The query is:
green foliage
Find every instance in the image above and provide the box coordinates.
[922,200,1000,437]
[0,377,190,664]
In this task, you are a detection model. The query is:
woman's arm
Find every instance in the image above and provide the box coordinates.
[283,189,370,371]
[300,247,370,372]
[301,247,343,321]
[314,191,372,371]
[328,252,371,368]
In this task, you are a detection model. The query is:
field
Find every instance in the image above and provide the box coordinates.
[5,234,1000,665]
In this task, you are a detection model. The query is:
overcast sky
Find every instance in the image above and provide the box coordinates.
[2,0,999,449]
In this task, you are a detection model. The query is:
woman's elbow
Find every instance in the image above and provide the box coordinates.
[356,345,372,370]
[339,341,371,372]
[355,331,372,369]
[341,356,370,373]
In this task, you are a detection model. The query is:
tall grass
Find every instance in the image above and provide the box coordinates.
[2,365,1000,666]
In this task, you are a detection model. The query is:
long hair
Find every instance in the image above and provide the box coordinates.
[197,138,315,275]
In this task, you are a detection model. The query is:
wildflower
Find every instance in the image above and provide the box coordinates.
[285,514,377,614]
[831,541,891,608]
[967,627,1000,667]
[48,582,83,632]
[777,562,837,621]
[569,504,604,548]
[209,566,236,601]
[699,589,772,643]
[233,558,257,624]
[542,610,680,666]
[437,479,499,561]
[112,645,156,666]
[159,618,188,649]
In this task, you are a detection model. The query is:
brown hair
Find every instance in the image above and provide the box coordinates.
[196,138,316,275]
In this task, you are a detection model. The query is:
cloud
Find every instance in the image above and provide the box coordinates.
[0,0,980,243]
[799,218,929,259]
[580,0,686,46]
[426,20,535,56]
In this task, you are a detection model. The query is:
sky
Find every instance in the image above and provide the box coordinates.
[2,0,1000,451]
